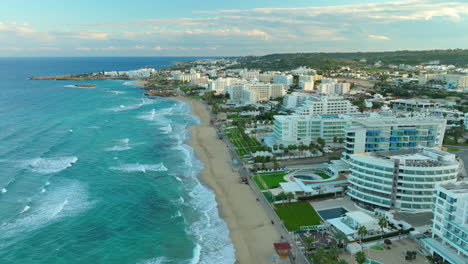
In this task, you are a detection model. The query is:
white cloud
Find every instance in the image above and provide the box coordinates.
[1,0,467,56]
[152,46,168,51]
[368,34,390,40]
[72,32,109,40]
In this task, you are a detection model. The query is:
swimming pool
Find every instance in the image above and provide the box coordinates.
[317,207,348,220]
[294,175,319,180]
[365,260,383,264]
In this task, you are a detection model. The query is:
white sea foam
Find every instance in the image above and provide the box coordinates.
[41,188,46,193]
[190,244,201,264]
[109,91,126,95]
[138,257,169,264]
[123,81,135,86]
[0,180,91,240]
[105,145,131,151]
[187,182,235,264]
[110,163,168,173]
[107,99,154,112]
[20,205,30,214]
[2,188,7,193]
[166,133,235,264]
[25,156,78,174]
[105,138,132,151]
[170,210,182,219]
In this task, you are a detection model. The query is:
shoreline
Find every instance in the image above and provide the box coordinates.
[174,96,280,263]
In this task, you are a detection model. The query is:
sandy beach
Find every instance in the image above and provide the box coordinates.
[175,96,280,264]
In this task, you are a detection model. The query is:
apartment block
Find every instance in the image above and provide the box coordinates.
[422,181,468,264]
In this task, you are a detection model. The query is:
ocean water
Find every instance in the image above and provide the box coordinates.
[0,57,235,264]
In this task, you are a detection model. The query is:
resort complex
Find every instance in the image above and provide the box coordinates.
[58,55,468,264]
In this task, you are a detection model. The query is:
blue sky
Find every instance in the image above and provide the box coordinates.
[0,0,467,56]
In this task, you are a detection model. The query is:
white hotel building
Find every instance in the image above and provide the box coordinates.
[347,148,459,211]
[225,83,286,104]
[342,117,446,159]
[422,181,468,264]
[208,77,245,94]
[274,114,349,145]
[293,96,358,115]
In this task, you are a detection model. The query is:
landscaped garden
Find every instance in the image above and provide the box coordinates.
[274,202,322,231]
[253,171,287,190]
[225,127,264,157]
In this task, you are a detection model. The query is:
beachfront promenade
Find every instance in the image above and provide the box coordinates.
[183,96,310,264]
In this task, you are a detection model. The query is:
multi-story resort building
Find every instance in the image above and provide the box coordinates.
[316,82,351,95]
[422,181,468,264]
[419,73,468,88]
[225,83,286,104]
[258,72,277,83]
[208,77,245,94]
[293,95,358,115]
[273,114,349,145]
[342,117,446,159]
[390,99,439,112]
[273,74,293,87]
[239,69,260,81]
[282,92,316,109]
[299,81,314,91]
[347,148,459,211]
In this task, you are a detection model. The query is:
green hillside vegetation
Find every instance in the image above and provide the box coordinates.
[232,49,468,71]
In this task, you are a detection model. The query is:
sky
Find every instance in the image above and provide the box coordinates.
[1,0,467,56]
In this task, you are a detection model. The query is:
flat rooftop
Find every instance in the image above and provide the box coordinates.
[351,116,445,127]
[440,181,468,193]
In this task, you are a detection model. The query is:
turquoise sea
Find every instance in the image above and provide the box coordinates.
[0,58,234,264]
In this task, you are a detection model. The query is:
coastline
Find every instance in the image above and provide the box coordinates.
[174,96,280,264]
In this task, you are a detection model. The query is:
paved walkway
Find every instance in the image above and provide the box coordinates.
[340,238,427,264]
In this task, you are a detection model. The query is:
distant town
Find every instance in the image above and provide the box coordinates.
[33,53,468,264]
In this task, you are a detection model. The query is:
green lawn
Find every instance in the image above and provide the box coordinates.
[315,172,331,179]
[446,147,460,152]
[227,114,240,119]
[370,246,384,251]
[225,127,264,157]
[254,172,287,190]
[274,202,322,231]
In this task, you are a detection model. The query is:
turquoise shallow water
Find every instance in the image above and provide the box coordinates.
[0,58,234,264]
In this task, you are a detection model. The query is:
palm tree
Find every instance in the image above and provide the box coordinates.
[332,230,349,251]
[355,251,367,264]
[276,191,287,206]
[357,226,368,250]
[333,136,338,148]
[378,217,388,238]
[338,137,344,146]
[317,137,326,149]
[312,247,326,264]
[329,246,340,260]
[303,236,315,251]
[273,144,278,151]
[286,192,295,203]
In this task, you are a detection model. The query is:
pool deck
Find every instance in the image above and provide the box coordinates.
[310,196,360,212]
[339,238,427,264]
